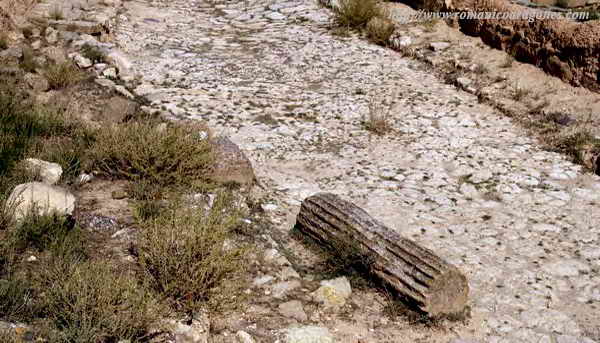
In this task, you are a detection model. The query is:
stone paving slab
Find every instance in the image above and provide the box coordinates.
[114,0,600,341]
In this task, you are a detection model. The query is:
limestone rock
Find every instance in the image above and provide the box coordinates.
[22,158,62,184]
[7,182,76,221]
[102,67,117,79]
[271,280,301,299]
[45,27,58,44]
[41,46,67,64]
[283,326,334,343]
[429,42,451,51]
[236,330,255,343]
[106,50,134,79]
[69,52,92,68]
[209,136,256,186]
[311,277,352,308]
[278,300,308,321]
[23,73,49,92]
[168,313,209,343]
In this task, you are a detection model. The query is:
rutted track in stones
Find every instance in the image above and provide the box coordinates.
[115,0,600,341]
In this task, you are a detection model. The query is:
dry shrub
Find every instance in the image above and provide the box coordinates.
[136,192,249,315]
[88,122,214,188]
[366,15,395,46]
[334,0,382,29]
[43,62,84,89]
[36,260,164,342]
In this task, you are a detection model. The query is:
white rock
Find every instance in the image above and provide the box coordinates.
[7,182,76,221]
[392,36,412,48]
[95,77,116,89]
[279,266,300,280]
[265,12,286,20]
[253,275,275,287]
[429,42,451,51]
[311,277,352,307]
[262,203,278,211]
[102,67,118,79]
[106,50,134,79]
[168,313,209,343]
[115,85,135,99]
[69,52,92,68]
[94,63,108,72]
[271,280,301,299]
[236,331,255,343]
[45,27,58,44]
[284,326,334,343]
[542,260,591,277]
[23,158,62,185]
[456,77,472,89]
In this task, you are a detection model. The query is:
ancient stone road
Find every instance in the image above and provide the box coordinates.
[116,0,600,341]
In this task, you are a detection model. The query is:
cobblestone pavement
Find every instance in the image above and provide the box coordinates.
[115,0,600,341]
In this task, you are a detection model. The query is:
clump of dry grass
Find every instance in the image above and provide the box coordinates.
[87,122,214,188]
[36,259,165,342]
[512,82,530,101]
[43,62,84,89]
[135,192,249,315]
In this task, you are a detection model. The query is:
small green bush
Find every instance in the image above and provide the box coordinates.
[136,192,248,315]
[88,122,214,188]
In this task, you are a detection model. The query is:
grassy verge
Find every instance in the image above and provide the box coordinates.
[1,53,251,340]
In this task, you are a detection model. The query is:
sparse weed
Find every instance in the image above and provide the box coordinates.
[363,96,393,135]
